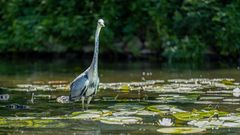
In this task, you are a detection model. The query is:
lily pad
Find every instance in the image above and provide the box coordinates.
[70,110,112,120]
[188,119,223,129]
[236,108,240,112]
[112,111,137,116]
[0,118,67,128]
[194,101,217,104]
[71,113,101,119]
[120,85,130,92]
[155,94,199,103]
[218,116,240,121]
[222,122,240,127]
[108,104,144,111]
[157,127,206,134]
[223,98,240,102]
[99,116,142,125]
[221,80,235,85]
[135,110,159,116]
[147,105,185,114]
[199,97,224,100]
[34,94,53,99]
[16,84,32,88]
[173,109,228,121]
[102,95,118,101]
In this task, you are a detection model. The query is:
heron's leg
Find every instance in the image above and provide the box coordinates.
[86,96,93,110]
[81,96,85,110]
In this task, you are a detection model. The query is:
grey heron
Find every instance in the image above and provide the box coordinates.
[69,19,105,109]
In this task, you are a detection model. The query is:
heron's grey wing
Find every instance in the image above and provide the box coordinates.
[70,74,89,99]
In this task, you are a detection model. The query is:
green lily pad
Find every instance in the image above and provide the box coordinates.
[219,116,240,121]
[16,84,33,88]
[194,101,217,104]
[157,127,206,134]
[221,80,235,85]
[222,102,240,105]
[147,105,185,114]
[199,97,224,100]
[0,117,67,128]
[112,111,137,116]
[223,98,240,102]
[34,94,53,99]
[236,108,240,112]
[222,122,240,127]
[99,116,142,125]
[71,113,101,119]
[120,85,130,92]
[135,110,159,116]
[173,109,228,121]
[188,119,223,129]
[108,104,144,111]
[188,115,240,129]
[155,94,199,103]
[70,110,112,119]
[102,95,118,101]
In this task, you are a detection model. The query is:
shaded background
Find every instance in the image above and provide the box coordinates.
[0,0,240,62]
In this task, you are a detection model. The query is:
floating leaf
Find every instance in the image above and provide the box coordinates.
[147,105,185,114]
[188,119,223,129]
[223,98,240,102]
[135,110,158,116]
[0,118,67,128]
[199,97,224,100]
[112,111,137,116]
[70,110,112,120]
[48,80,68,85]
[120,85,130,92]
[34,94,52,99]
[236,108,240,112]
[194,101,217,104]
[222,122,240,127]
[108,104,144,111]
[157,127,206,134]
[218,116,240,121]
[221,80,235,85]
[102,95,118,101]
[173,109,228,121]
[99,116,142,125]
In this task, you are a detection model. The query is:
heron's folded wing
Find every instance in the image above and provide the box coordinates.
[70,74,89,97]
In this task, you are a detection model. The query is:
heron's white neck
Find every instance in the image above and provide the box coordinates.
[90,25,102,75]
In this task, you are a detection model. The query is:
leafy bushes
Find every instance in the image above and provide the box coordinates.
[0,0,239,61]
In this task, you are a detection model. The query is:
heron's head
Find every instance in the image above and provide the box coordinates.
[98,19,105,27]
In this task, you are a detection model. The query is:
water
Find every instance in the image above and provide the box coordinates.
[0,58,240,134]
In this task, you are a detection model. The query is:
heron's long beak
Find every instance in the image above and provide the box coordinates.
[101,23,105,27]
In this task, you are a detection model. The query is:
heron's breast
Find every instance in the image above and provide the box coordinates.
[85,81,99,97]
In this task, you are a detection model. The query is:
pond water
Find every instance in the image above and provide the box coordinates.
[0,58,240,134]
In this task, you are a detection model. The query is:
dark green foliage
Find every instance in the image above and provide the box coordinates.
[0,0,239,61]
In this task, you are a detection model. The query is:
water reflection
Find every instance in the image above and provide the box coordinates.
[0,58,239,86]
[0,58,240,134]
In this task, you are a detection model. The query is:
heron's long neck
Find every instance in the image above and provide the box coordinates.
[90,25,102,75]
